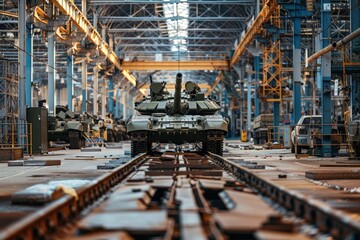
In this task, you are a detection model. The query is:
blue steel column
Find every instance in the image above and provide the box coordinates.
[18,0,26,146]
[115,86,120,119]
[254,55,260,117]
[108,77,114,115]
[26,23,33,107]
[247,70,252,140]
[81,0,87,113]
[254,0,260,118]
[66,54,73,111]
[351,0,360,55]
[47,2,55,117]
[48,33,55,116]
[101,78,106,119]
[272,37,280,141]
[351,0,360,118]
[81,59,87,113]
[121,90,127,120]
[93,67,99,115]
[293,13,302,124]
[321,0,332,157]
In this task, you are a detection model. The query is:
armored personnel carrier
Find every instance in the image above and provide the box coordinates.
[127,73,228,157]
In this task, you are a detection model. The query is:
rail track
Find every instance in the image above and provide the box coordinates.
[0,151,359,240]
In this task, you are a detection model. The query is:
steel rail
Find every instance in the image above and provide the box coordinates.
[0,153,147,240]
[2,151,360,239]
[209,153,360,239]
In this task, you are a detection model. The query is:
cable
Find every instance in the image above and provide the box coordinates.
[0,35,83,84]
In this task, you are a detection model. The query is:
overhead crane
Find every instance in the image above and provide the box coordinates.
[229,0,279,68]
[121,60,229,71]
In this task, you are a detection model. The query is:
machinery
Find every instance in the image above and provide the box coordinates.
[127,73,228,157]
[347,116,360,157]
[48,105,88,149]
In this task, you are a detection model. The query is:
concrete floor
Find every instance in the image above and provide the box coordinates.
[1,140,359,197]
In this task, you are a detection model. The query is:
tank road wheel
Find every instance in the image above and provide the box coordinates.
[204,131,224,156]
[130,131,148,157]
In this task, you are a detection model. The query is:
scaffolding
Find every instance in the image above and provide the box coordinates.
[0,59,31,155]
[0,59,19,122]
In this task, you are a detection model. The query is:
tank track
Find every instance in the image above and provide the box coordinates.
[130,131,151,157]
[203,130,224,156]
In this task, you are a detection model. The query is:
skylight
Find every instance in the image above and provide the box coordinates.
[163,0,189,52]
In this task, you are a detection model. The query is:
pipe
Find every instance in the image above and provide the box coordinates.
[307,27,360,65]
[307,42,337,65]
[336,27,360,48]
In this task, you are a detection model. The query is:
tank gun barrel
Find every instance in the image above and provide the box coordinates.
[172,73,182,114]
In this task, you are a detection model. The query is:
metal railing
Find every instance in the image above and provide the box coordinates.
[292,123,347,158]
[0,121,32,155]
[266,125,291,148]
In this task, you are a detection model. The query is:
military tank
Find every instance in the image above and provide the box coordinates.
[127,73,228,157]
[48,105,88,149]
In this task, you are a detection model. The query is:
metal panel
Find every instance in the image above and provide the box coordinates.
[26,107,48,154]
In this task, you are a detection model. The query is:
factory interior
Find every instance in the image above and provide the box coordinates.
[0,0,360,239]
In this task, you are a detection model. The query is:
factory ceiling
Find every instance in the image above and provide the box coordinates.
[0,0,355,96]
[0,0,256,90]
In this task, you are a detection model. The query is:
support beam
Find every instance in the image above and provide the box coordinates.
[47,5,56,116]
[205,72,223,96]
[121,60,229,71]
[293,10,302,125]
[108,77,114,115]
[81,59,87,113]
[101,78,106,119]
[93,66,98,115]
[0,10,18,18]
[254,55,260,117]
[247,70,252,141]
[25,23,33,107]
[230,0,278,67]
[121,70,137,86]
[66,54,73,111]
[18,0,26,147]
[122,91,127,120]
[321,0,332,157]
[115,86,121,119]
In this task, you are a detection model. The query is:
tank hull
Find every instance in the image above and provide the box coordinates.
[127,114,227,144]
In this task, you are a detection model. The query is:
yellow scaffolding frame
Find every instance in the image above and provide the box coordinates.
[259,40,283,102]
